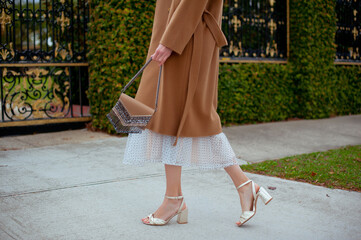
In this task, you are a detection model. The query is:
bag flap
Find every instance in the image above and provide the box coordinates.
[119,94,154,116]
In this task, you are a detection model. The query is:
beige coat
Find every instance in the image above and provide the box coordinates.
[135,0,227,146]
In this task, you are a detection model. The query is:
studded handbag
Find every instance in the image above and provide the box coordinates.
[106,58,162,133]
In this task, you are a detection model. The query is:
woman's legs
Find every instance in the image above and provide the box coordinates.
[142,164,187,223]
[224,164,260,224]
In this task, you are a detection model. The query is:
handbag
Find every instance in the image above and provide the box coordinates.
[106,57,162,133]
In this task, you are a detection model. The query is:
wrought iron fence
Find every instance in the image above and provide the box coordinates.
[0,0,90,126]
[335,0,361,62]
[220,0,288,62]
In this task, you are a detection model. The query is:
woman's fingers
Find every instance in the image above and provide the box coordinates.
[158,56,168,65]
[152,48,163,62]
[151,51,159,61]
[157,53,171,65]
[152,44,172,65]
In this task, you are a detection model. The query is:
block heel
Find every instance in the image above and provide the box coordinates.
[258,187,273,205]
[177,207,188,224]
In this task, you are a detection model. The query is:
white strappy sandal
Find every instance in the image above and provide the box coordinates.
[236,179,273,227]
[142,195,188,226]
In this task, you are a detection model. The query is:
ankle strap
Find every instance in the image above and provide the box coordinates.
[165,195,183,200]
[236,180,252,190]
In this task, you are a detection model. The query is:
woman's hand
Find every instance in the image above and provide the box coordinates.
[151,44,172,66]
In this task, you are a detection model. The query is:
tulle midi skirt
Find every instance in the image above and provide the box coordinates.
[123,128,242,170]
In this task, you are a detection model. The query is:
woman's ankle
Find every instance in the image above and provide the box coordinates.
[237,181,260,194]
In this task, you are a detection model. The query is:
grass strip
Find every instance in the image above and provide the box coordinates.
[241,145,361,192]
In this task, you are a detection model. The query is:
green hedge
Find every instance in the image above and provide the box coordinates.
[87,0,361,134]
[290,0,338,118]
[218,63,296,125]
[331,66,361,115]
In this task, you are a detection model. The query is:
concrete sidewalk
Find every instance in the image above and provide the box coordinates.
[0,114,361,240]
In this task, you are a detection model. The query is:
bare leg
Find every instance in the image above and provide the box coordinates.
[224,164,260,225]
[142,164,187,223]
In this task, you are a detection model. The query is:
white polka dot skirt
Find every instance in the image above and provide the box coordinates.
[122,128,241,170]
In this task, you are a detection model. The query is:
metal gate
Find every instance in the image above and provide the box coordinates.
[335,0,361,63]
[0,0,90,128]
[220,0,288,63]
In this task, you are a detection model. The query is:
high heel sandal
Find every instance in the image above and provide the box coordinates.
[142,195,188,226]
[236,179,273,227]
